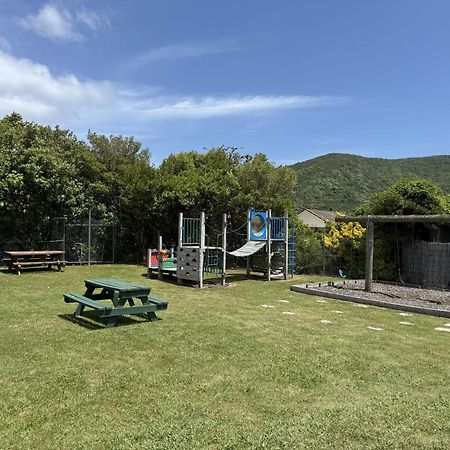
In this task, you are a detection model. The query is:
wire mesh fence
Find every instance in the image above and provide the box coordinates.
[64,217,115,264]
[0,214,116,265]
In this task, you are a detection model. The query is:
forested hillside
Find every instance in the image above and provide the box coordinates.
[289,153,450,212]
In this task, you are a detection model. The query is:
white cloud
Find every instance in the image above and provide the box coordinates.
[0,50,345,135]
[20,3,82,42]
[0,35,11,52]
[137,95,341,119]
[76,7,111,32]
[19,2,110,42]
[130,40,241,70]
[0,50,115,121]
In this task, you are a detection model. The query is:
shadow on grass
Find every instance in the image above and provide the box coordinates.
[141,271,273,287]
[58,311,160,330]
[0,267,63,276]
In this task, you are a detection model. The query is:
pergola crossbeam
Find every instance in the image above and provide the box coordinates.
[336,214,450,224]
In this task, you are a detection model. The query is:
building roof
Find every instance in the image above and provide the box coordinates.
[300,209,337,222]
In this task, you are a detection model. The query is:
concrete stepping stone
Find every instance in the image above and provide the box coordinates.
[282,311,295,315]
[398,312,413,317]
[367,326,383,331]
[278,300,290,303]
[355,304,369,308]
[320,319,332,324]
[261,304,275,308]
[399,321,413,326]
[333,310,343,314]
[435,327,450,333]
[316,300,327,303]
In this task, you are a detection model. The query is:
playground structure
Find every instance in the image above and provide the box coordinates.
[146,240,177,278]
[147,210,296,287]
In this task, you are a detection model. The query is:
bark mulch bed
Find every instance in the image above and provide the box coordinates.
[291,280,450,317]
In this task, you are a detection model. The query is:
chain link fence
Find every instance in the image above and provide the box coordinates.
[0,214,116,265]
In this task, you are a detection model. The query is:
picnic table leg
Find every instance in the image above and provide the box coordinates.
[74,285,95,317]
[104,317,119,328]
[74,303,85,316]
[111,291,120,307]
[139,296,160,321]
[84,285,95,297]
[104,295,129,328]
[146,311,159,321]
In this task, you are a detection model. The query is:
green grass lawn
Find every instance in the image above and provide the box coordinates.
[0,265,449,450]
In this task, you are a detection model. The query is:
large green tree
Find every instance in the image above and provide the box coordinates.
[359,179,449,215]
[156,147,296,247]
[87,132,157,260]
[360,179,449,280]
[0,113,100,245]
[0,114,297,262]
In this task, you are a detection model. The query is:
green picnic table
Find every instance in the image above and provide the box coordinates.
[64,278,168,328]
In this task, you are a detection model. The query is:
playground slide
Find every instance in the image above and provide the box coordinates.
[227,240,266,257]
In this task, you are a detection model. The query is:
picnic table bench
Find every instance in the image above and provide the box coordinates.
[64,278,168,328]
[3,250,65,275]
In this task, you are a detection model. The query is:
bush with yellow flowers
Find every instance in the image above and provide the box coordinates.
[323,213,366,277]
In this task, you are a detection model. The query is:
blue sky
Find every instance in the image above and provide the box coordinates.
[0,0,449,165]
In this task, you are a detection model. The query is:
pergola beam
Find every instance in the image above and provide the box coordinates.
[336,214,450,224]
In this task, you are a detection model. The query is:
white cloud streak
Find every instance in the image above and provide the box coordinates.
[19,2,110,42]
[20,3,82,42]
[0,35,11,52]
[130,40,241,69]
[137,95,340,119]
[0,50,345,134]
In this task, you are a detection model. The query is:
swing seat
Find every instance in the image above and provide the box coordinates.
[339,269,349,278]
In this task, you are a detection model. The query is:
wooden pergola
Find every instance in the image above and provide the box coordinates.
[335,214,450,291]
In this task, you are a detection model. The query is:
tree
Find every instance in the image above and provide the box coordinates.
[358,179,449,215]
[0,113,97,245]
[323,216,366,277]
[294,220,324,274]
[357,179,450,280]
[156,147,297,248]
[87,132,157,260]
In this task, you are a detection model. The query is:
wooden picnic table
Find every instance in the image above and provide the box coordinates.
[3,250,65,275]
[64,278,168,328]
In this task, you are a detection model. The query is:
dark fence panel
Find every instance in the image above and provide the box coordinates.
[0,216,115,265]
[402,241,450,289]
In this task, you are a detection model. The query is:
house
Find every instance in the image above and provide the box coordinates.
[297,209,336,231]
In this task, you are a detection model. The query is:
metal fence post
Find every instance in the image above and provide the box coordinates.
[88,209,91,266]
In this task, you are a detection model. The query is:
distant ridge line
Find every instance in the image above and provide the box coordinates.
[288,153,450,212]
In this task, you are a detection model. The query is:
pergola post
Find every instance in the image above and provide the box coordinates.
[365,219,374,292]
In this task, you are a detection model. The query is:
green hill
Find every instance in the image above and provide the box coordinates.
[289,153,450,212]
